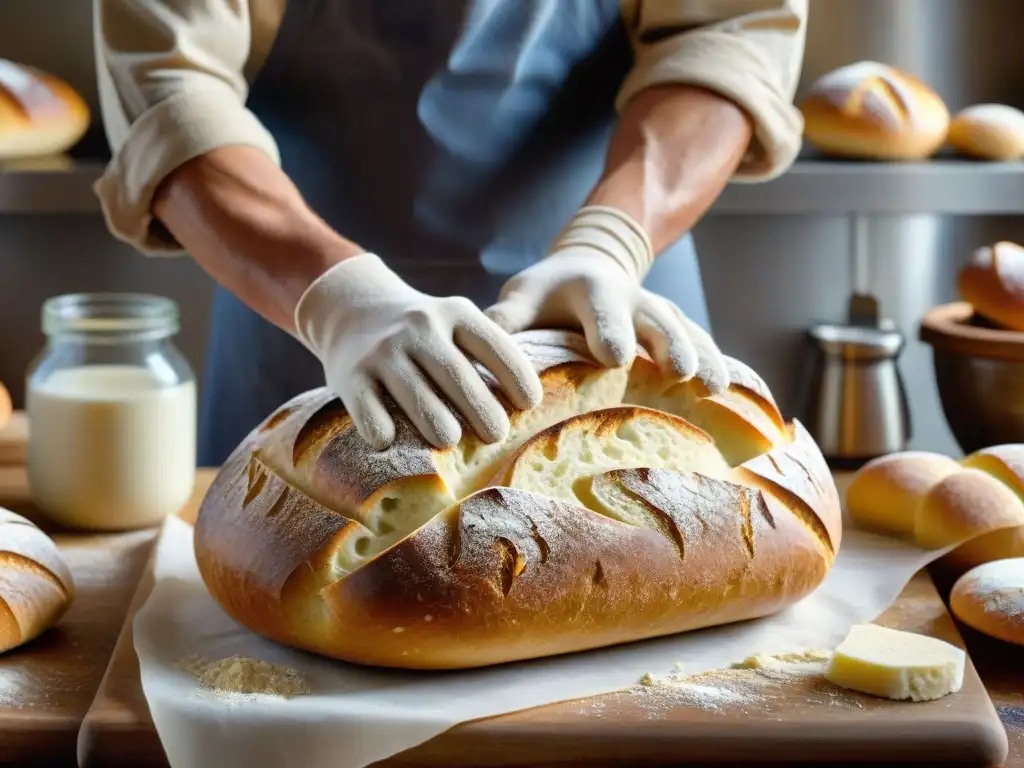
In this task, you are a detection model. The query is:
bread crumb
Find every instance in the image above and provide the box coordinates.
[732,649,832,669]
[177,655,311,698]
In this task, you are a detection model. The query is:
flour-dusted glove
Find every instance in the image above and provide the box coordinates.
[486,206,730,393]
[294,254,544,451]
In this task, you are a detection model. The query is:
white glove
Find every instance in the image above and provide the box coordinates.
[294,253,544,451]
[486,206,730,393]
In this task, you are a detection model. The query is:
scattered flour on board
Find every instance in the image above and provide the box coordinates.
[576,649,874,718]
[177,655,312,698]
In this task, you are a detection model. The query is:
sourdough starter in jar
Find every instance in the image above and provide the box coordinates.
[26,294,197,531]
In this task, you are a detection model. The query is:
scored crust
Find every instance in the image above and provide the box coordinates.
[195,330,841,669]
[799,62,950,161]
[0,508,76,654]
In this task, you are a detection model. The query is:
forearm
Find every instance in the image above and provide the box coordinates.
[586,84,753,254]
[152,146,363,331]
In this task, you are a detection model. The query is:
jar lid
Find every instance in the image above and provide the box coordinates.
[42,293,180,341]
[920,301,1024,362]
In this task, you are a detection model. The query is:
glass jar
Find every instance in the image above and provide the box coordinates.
[26,293,197,531]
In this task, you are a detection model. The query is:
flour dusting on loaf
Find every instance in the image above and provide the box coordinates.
[950,558,1024,648]
[809,62,921,129]
[195,331,841,669]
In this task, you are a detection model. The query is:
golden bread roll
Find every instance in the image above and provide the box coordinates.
[957,241,1024,332]
[848,445,1024,569]
[195,330,841,669]
[799,61,950,160]
[914,468,1024,550]
[0,508,75,653]
[951,445,1024,568]
[950,558,1024,646]
[948,104,1024,162]
[0,59,90,160]
[0,382,10,430]
[846,451,961,535]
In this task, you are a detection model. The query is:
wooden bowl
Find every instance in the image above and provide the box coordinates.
[920,301,1024,454]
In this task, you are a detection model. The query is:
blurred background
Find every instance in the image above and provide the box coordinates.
[2,0,1024,458]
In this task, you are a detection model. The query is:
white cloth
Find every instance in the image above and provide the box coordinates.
[487,207,730,392]
[293,253,543,450]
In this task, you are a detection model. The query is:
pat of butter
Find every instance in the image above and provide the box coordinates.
[825,624,965,702]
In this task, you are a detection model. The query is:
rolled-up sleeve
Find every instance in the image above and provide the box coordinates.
[619,0,808,181]
[93,0,281,254]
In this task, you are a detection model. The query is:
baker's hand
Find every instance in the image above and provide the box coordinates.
[294,253,544,451]
[486,206,730,393]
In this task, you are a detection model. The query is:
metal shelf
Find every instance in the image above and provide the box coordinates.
[0,161,105,214]
[1,159,1024,216]
[713,159,1024,216]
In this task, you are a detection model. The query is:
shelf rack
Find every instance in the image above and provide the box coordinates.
[1,159,1023,215]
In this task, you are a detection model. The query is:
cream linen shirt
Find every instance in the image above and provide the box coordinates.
[93,0,808,254]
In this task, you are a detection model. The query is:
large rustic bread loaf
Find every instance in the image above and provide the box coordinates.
[0,508,75,653]
[195,331,842,669]
[847,445,1024,570]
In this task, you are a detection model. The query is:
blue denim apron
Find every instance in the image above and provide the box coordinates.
[199,0,711,464]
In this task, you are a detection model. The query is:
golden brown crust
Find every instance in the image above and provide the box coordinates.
[950,558,1024,646]
[0,508,75,654]
[846,451,961,536]
[798,62,949,161]
[318,478,829,669]
[736,421,842,553]
[948,105,1024,162]
[0,60,90,159]
[0,382,10,431]
[958,242,1024,332]
[195,331,841,669]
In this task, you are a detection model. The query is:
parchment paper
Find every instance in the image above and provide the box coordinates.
[135,516,956,768]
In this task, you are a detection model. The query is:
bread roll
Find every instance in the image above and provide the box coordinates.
[0,382,10,430]
[948,104,1024,162]
[957,241,1024,332]
[0,59,90,160]
[953,445,1024,568]
[915,468,1024,550]
[195,330,841,669]
[847,444,1024,570]
[0,508,75,653]
[846,451,961,536]
[799,61,950,160]
[950,558,1024,646]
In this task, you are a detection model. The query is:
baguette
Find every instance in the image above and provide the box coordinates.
[846,445,1024,570]
[957,241,1024,332]
[195,330,841,669]
[0,508,75,653]
[0,59,90,160]
[799,61,949,161]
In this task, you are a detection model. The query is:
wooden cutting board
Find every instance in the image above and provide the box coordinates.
[0,472,213,768]
[79,472,1009,768]
[0,502,158,766]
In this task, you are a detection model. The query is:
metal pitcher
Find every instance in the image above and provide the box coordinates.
[797,321,911,468]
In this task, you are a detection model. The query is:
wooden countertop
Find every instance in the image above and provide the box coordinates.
[0,467,215,767]
[1,460,1021,766]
